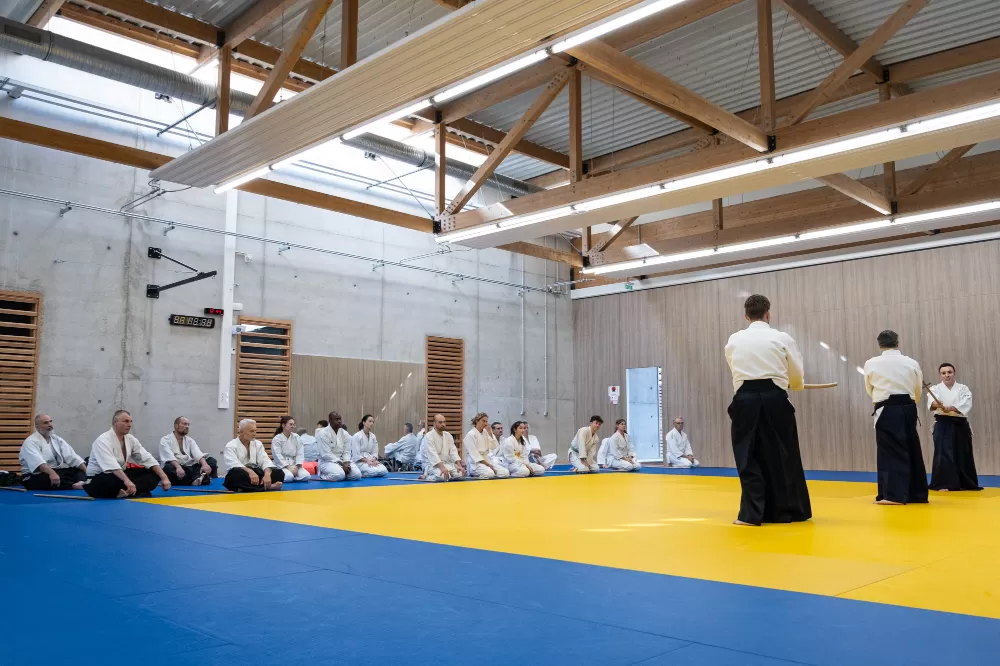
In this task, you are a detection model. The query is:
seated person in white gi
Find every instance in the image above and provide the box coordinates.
[597,437,612,469]
[607,419,642,471]
[569,416,603,473]
[421,414,465,482]
[351,415,388,477]
[223,419,283,492]
[385,422,420,467]
[20,414,87,490]
[502,421,545,478]
[666,417,699,467]
[524,423,558,470]
[464,412,510,479]
[491,422,504,449]
[85,410,171,498]
[271,416,311,482]
[299,428,319,463]
[159,416,216,486]
[316,412,361,482]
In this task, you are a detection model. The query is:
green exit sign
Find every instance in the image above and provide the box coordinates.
[624,282,634,291]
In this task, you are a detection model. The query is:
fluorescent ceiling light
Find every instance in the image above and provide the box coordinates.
[433,51,548,104]
[583,200,1000,275]
[551,0,688,52]
[905,101,1000,136]
[272,137,343,170]
[343,99,433,140]
[215,166,272,194]
[437,206,575,243]
[770,128,904,167]
[573,186,664,212]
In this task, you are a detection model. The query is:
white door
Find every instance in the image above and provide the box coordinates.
[625,367,662,462]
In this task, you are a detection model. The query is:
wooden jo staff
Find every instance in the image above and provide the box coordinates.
[923,381,961,415]
[804,382,838,389]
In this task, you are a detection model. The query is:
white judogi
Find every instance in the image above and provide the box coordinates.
[421,429,463,482]
[300,433,319,462]
[316,426,360,481]
[666,429,699,467]
[223,438,276,471]
[271,432,310,482]
[351,430,387,477]
[927,382,972,418]
[87,430,159,476]
[569,426,600,473]
[385,433,419,465]
[20,431,84,476]
[464,428,510,479]
[864,349,922,425]
[525,433,557,470]
[608,431,642,471]
[501,435,544,477]
[597,438,612,467]
[158,433,206,467]
[725,321,804,392]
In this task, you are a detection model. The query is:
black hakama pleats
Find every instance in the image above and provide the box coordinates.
[929,415,982,491]
[873,394,928,504]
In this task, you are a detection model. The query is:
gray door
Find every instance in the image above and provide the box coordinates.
[625,366,662,462]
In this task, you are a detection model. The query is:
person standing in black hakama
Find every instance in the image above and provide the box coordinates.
[927,362,982,492]
[724,294,812,526]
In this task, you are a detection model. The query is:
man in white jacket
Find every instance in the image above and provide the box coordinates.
[569,416,603,473]
[316,412,361,482]
[222,419,283,492]
[524,423,557,470]
[20,414,87,490]
[159,416,216,486]
[421,414,465,482]
[666,417,699,468]
[85,410,171,498]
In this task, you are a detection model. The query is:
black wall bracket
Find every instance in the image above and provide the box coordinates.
[146,247,218,299]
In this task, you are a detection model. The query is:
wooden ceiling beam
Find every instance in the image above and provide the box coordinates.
[899,144,976,197]
[592,217,639,253]
[785,0,928,125]
[28,0,66,27]
[408,116,570,169]
[340,0,358,70]
[776,0,910,95]
[244,0,334,119]
[757,0,776,133]
[222,0,300,49]
[815,173,892,214]
[568,41,770,152]
[497,241,583,268]
[445,71,569,214]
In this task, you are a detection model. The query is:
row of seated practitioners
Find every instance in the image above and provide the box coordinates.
[19,409,648,497]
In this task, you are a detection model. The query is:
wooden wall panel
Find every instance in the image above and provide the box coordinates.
[426,336,464,448]
[290,355,425,452]
[235,316,292,449]
[0,290,41,471]
[574,239,1000,474]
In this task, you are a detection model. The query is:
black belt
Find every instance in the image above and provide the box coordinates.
[738,379,782,392]
[872,393,914,415]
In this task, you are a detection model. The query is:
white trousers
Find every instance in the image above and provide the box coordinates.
[569,451,599,473]
[282,466,311,482]
[358,461,388,477]
[319,461,362,481]
[609,459,642,472]
[667,455,699,467]
[507,461,545,478]
[468,461,510,479]
[424,462,464,482]
[531,452,558,469]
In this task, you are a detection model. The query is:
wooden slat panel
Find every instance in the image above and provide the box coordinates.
[426,335,464,455]
[235,316,292,448]
[0,289,41,470]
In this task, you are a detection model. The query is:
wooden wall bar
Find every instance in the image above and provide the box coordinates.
[291,354,425,453]
[574,239,1000,474]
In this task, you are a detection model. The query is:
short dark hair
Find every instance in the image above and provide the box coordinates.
[491,422,501,429]
[744,294,770,320]
[615,418,626,426]
[112,409,130,424]
[404,422,413,433]
[173,416,186,427]
[318,420,328,427]
[590,415,603,425]
[939,362,955,373]
[877,330,899,348]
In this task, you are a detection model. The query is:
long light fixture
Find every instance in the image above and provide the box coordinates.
[551,0,689,52]
[343,99,433,140]
[438,207,575,244]
[432,51,549,104]
[581,200,1000,275]
[437,100,1000,244]
[214,166,272,194]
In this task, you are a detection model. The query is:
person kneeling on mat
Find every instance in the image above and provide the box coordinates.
[607,419,642,471]
[85,410,171,498]
[223,419,283,492]
[270,416,311,482]
[569,416,603,473]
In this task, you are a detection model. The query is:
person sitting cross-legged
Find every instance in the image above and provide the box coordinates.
[159,416,217,486]
[421,414,465,482]
[270,416,311,482]
[607,419,642,471]
[20,414,87,490]
[222,419,284,492]
[85,410,171,498]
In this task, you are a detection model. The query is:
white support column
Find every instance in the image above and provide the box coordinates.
[217,190,238,409]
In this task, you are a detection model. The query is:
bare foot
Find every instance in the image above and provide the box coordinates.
[937,488,949,492]
[874,499,903,505]
[271,482,283,490]
[71,481,85,490]
[733,519,757,526]
[192,477,202,486]
[116,489,128,499]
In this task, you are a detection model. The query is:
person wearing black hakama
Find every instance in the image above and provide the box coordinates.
[863,330,928,505]
[927,363,982,491]
[724,295,811,526]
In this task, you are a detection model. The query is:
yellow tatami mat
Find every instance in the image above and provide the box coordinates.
[146,474,1000,619]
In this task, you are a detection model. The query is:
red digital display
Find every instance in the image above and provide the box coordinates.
[204,308,224,315]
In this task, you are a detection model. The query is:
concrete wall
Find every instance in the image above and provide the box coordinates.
[0,49,577,466]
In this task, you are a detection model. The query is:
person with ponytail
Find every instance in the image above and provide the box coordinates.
[464,412,509,480]
[271,416,311,482]
[501,421,544,478]
[350,414,387,477]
